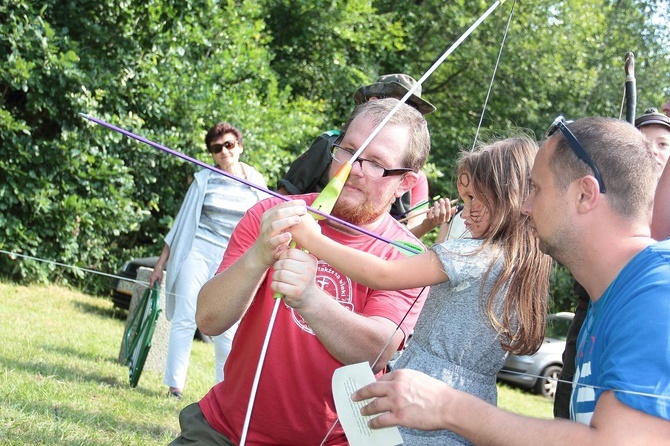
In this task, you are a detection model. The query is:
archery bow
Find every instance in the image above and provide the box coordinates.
[81,2,509,443]
[624,51,636,124]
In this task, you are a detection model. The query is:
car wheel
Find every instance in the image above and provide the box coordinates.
[535,364,562,398]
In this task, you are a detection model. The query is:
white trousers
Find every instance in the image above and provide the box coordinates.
[163,237,237,389]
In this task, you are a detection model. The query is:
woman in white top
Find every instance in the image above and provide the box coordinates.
[150,122,268,399]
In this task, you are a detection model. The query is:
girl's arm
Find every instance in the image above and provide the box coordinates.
[288,214,448,290]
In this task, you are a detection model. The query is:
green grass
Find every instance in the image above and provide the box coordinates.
[0,282,215,445]
[0,281,553,444]
[498,382,554,419]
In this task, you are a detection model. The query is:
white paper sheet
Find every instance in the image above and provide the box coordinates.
[332,362,403,446]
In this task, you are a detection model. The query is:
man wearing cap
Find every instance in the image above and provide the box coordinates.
[277,74,445,237]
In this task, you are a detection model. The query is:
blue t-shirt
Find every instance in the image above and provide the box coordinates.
[571,239,670,424]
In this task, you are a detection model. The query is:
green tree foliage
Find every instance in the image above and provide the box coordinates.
[263,0,407,124]
[1,0,669,305]
[0,0,325,293]
[373,0,670,201]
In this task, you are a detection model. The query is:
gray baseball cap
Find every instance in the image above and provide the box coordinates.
[354,74,436,115]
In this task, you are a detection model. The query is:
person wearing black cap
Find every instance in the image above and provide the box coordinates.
[277,74,450,238]
[643,106,670,240]
[352,73,437,115]
[635,108,670,171]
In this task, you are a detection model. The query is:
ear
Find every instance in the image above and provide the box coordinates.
[394,171,419,198]
[575,175,600,214]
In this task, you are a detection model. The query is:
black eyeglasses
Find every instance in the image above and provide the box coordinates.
[209,140,239,154]
[331,144,414,179]
[546,116,606,193]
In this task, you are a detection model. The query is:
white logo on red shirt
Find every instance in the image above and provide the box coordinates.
[287,260,354,334]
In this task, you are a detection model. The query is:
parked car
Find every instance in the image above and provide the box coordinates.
[110,256,212,342]
[497,312,575,398]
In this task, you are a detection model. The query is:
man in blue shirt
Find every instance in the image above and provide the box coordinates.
[350,116,670,444]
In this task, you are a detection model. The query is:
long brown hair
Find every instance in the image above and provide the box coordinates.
[458,136,552,355]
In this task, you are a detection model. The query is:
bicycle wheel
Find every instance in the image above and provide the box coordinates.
[125,283,161,388]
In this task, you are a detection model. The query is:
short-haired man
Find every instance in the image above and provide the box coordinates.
[169,98,431,445]
[554,108,670,418]
[350,117,670,443]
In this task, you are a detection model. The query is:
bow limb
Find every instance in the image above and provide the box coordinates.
[349,0,508,165]
[624,52,636,124]
[309,0,509,218]
[82,5,509,442]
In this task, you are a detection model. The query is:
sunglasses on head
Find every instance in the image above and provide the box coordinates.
[546,116,606,193]
[209,140,239,154]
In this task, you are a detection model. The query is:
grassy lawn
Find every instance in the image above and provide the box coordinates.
[0,281,553,444]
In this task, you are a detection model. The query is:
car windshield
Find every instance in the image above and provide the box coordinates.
[545,316,572,341]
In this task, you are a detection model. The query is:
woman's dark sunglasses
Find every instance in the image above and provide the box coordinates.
[546,116,606,193]
[209,140,239,154]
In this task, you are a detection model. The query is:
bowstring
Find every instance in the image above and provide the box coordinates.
[319,2,517,442]
[501,369,670,401]
[323,2,517,441]
[0,249,194,303]
[473,0,517,149]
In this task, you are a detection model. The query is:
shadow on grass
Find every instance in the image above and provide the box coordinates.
[2,347,164,399]
[1,356,181,442]
[2,394,176,443]
[41,343,123,366]
[72,299,128,321]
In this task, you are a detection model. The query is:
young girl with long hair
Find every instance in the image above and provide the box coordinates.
[274,135,553,445]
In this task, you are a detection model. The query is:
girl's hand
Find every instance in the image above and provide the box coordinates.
[424,198,451,228]
[287,212,322,251]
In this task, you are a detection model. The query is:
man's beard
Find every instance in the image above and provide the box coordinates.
[331,200,378,226]
[331,195,393,226]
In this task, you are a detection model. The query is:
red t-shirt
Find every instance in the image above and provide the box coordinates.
[410,170,429,208]
[199,194,428,445]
